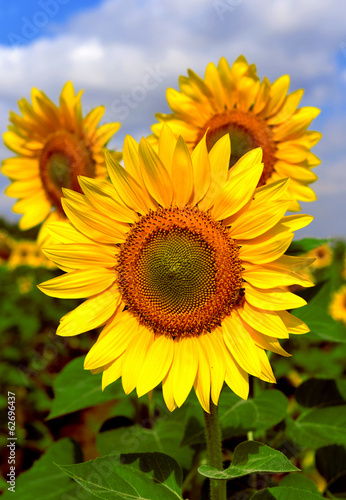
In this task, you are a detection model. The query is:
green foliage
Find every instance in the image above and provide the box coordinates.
[2,439,82,500]
[251,486,324,499]
[198,441,299,479]
[2,236,346,499]
[58,452,183,500]
[48,356,125,419]
[287,237,331,255]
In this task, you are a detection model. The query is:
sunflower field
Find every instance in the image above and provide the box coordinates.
[1,52,346,500]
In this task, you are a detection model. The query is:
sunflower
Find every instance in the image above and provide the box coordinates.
[2,82,121,243]
[39,127,313,412]
[306,244,332,270]
[329,285,346,326]
[7,240,55,269]
[149,56,321,211]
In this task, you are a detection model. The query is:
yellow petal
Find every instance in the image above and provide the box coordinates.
[267,89,304,126]
[102,356,124,390]
[38,268,116,299]
[171,136,194,207]
[47,221,94,244]
[2,157,39,180]
[244,283,307,311]
[263,75,290,118]
[198,134,230,211]
[121,327,155,395]
[223,349,249,400]
[238,301,288,339]
[222,315,262,377]
[239,229,293,265]
[158,124,178,177]
[137,336,174,397]
[83,105,105,135]
[5,177,43,198]
[57,286,121,336]
[78,176,137,224]
[172,336,199,407]
[84,311,138,369]
[16,193,52,230]
[277,311,310,334]
[211,157,263,221]
[273,107,320,141]
[228,200,290,239]
[61,198,128,244]
[256,348,276,383]
[138,138,173,207]
[190,132,211,204]
[242,264,314,289]
[162,366,177,412]
[105,150,154,214]
[92,122,121,147]
[43,243,117,270]
[199,330,225,406]
[193,339,211,413]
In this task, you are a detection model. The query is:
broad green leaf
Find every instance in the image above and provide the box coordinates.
[287,238,331,255]
[2,439,82,500]
[293,279,346,343]
[315,445,346,496]
[251,486,323,499]
[286,405,346,448]
[182,389,287,446]
[58,452,183,500]
[295,378,346,408]
[48,357,124,419]
[279,474,320,494]
[198,441,299,479]
[97,406,193,470]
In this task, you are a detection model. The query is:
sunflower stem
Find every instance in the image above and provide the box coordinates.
[203,401,227,500]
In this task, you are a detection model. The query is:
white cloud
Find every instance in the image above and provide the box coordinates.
[0,0,346,237]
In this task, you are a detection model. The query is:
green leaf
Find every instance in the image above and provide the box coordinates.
[198,441,299,479]
[58,452,183,500]
[287,238,331,255]
[315,445,346,495]
[182,389,287,446]
[295,378,346,408]
[97,406,193,470]
[251,486,324,499]
[48,356,124,419]
[286,405,346,448]
[1,438,82,500]
[293,279,346,343]
[279,474,320,494]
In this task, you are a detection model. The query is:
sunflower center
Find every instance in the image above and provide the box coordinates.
[116,206,244,338]
[39,131,95,212]
[195,109,276,185]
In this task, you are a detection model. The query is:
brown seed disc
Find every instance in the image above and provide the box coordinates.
[39,131,95,212]
[195,109,277,185]
[116,206,244,338]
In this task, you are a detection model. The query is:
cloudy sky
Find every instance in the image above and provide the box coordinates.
[0,0,345,238]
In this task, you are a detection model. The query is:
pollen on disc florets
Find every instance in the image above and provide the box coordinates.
[195,109,276,185]
[39,130,95,212]
[116,206,244,339]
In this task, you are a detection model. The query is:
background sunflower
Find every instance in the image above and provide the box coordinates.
[2,82,121,243]
[149,56,321,211]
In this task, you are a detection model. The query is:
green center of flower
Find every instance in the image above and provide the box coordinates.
[138,229,216,315]
[116,206,244,338]
[195,109,276,185]
[39,131,95,212]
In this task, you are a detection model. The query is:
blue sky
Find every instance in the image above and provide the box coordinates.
[0,0,345,238]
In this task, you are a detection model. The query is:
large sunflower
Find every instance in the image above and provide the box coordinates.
[2,82,121,243]
[39,127,313,412]
[149,56,321,211]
